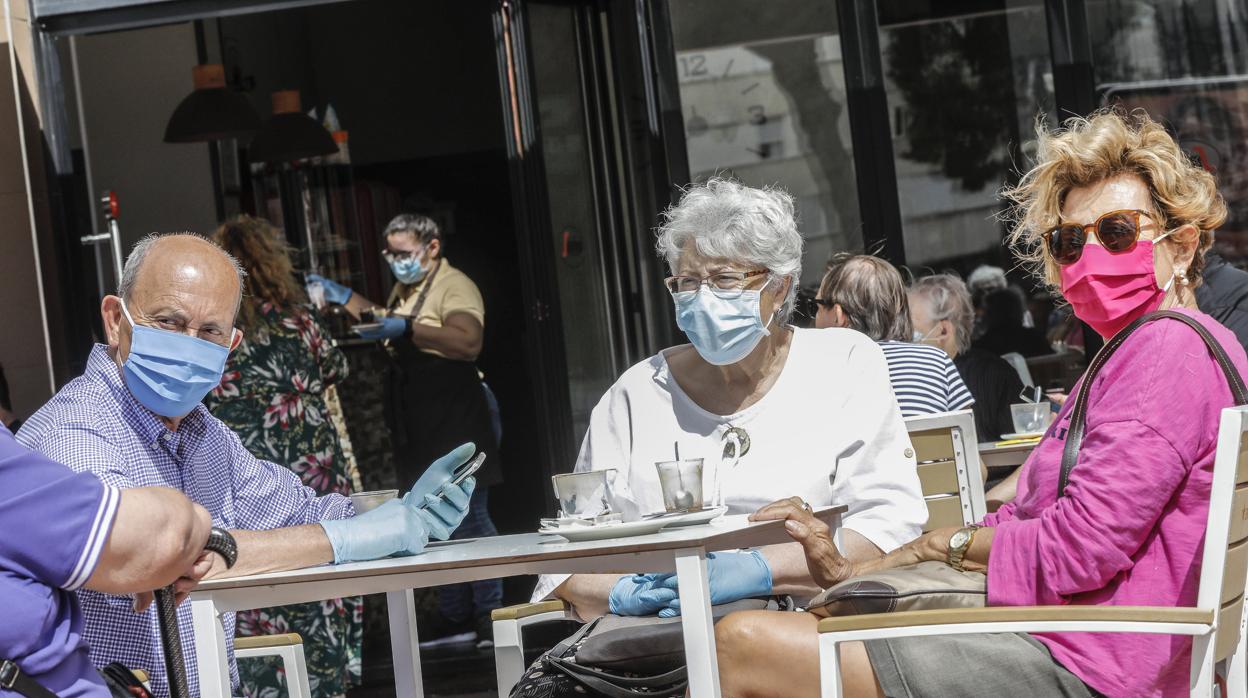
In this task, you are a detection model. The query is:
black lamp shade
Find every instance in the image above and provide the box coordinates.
[164,88,261,143]
[248,112,338,163]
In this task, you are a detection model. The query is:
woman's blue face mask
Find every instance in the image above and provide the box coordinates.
[389,256,428,284]
[119,300,234,418]
[673,289,774,365]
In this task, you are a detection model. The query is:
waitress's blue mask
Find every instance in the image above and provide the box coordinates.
[674,289,773,365]
[389,257,428,285]
[119,300,232,418]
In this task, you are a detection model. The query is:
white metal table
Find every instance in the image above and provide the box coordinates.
[978,438,1041,470]
[190,506,846,698]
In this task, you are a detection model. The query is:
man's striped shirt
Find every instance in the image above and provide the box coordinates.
[878,341,975,417]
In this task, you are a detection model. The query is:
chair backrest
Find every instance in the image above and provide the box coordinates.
[1198,406,1248,662]
[904,410,986,531]
[1001,352,1034,387]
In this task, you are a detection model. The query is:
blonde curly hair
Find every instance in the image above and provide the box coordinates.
[1003,109,1226,290]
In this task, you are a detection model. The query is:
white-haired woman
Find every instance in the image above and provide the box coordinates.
[909,274,1023,442]
[530,178,926,620]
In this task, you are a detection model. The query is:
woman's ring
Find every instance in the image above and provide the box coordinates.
[802,501,813,512]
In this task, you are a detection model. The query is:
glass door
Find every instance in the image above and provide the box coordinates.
[495,0,639,482]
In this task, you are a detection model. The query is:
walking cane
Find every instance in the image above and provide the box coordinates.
[156,528,238,698]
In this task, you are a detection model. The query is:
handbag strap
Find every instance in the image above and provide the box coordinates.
[0,660,58,698]
[1058,310,1248,497]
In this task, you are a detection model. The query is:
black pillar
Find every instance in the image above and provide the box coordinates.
[837,0,905,266]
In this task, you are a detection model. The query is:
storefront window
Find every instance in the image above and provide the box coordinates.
[1090,0,1248,266]
[666,0,861,288]
[877,1,1056,273]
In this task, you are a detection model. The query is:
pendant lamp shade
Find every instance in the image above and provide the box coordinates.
[164,65,260,143]
[248,90,337,163]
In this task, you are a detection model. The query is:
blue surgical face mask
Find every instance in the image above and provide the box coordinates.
[389,256,428,285]
[912,326,937,343]
[119,300,232,418]
[674,289,773,365]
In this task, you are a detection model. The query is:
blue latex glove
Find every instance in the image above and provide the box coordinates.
[307,273,353,305]
[410,476,476,541]
[409,442,476,503]
[608,574,680,616]
[654,550,773,617]
[320,445,478,563]
[355,316,406,340]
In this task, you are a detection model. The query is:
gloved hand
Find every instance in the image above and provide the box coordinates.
[411,476,475,541]
[408,442,476,503]
[654,550,773,617]
[307,273,353,305]
[608,574,679,616]
[355,316,407,340]
[321,471,476,562]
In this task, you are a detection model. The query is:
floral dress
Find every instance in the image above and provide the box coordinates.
[206,302,362,698]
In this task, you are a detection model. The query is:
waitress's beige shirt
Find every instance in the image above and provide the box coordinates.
[387,259,485,358]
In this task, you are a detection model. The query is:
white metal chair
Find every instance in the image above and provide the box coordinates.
[491,410,987,695]
[903,409,986,531]
[817,404,1248,698]
[233,632,312,698]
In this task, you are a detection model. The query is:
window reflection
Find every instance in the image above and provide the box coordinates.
[668,0,861,290]
[878,1,1056,271]
[1091,0,1248,266]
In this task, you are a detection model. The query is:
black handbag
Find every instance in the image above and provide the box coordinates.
[509,598,786,698]
[0,660,151,698]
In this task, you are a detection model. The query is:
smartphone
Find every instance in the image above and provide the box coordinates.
[418,452,486,509]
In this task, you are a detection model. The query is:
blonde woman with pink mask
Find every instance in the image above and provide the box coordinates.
[712,111,1248,698]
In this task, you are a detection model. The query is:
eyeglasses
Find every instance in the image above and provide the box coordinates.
[664,270,769,299]
[1041,209,1168,265]
[381,247,423,263]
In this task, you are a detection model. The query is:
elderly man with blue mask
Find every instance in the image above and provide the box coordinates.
[18,233,477,697]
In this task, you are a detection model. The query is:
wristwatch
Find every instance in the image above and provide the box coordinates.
[947,525,982,572]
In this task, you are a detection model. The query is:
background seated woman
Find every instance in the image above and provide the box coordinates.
[815,254,975,418]
[530,178,926,619]
[711,110,1248,698]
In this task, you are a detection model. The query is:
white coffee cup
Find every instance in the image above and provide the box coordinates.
[551,470,616,519]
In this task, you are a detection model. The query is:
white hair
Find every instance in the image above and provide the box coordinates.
[909,274,974,354]
[119,233,246,312]
[655,178,803,321]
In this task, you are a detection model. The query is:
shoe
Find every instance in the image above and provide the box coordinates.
[474,614,494,650]
[418,612,477,649]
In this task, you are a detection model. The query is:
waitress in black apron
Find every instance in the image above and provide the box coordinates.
[308,213,503,645]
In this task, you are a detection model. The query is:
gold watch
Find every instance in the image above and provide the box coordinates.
[947,525,982,571]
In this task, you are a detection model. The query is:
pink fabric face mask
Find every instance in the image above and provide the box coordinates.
[1059,237,1174,339]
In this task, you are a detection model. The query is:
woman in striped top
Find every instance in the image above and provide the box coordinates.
[815,254,974,416]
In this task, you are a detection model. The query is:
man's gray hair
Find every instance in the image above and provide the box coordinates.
[119,233,246,311]
[655,178,803,321]
[910,274,975,354]
[383,213,442,246]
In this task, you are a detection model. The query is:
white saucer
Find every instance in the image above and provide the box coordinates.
[540,517,669,542]
[539,506,728,542]
[1000,431,1044,441]
[646,505,728,528]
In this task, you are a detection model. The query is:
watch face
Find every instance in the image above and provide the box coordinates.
[950,529,971,549]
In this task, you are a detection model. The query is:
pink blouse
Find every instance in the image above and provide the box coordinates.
[981,309,1248,697]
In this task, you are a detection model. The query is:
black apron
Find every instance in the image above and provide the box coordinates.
[384,275,501,490]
